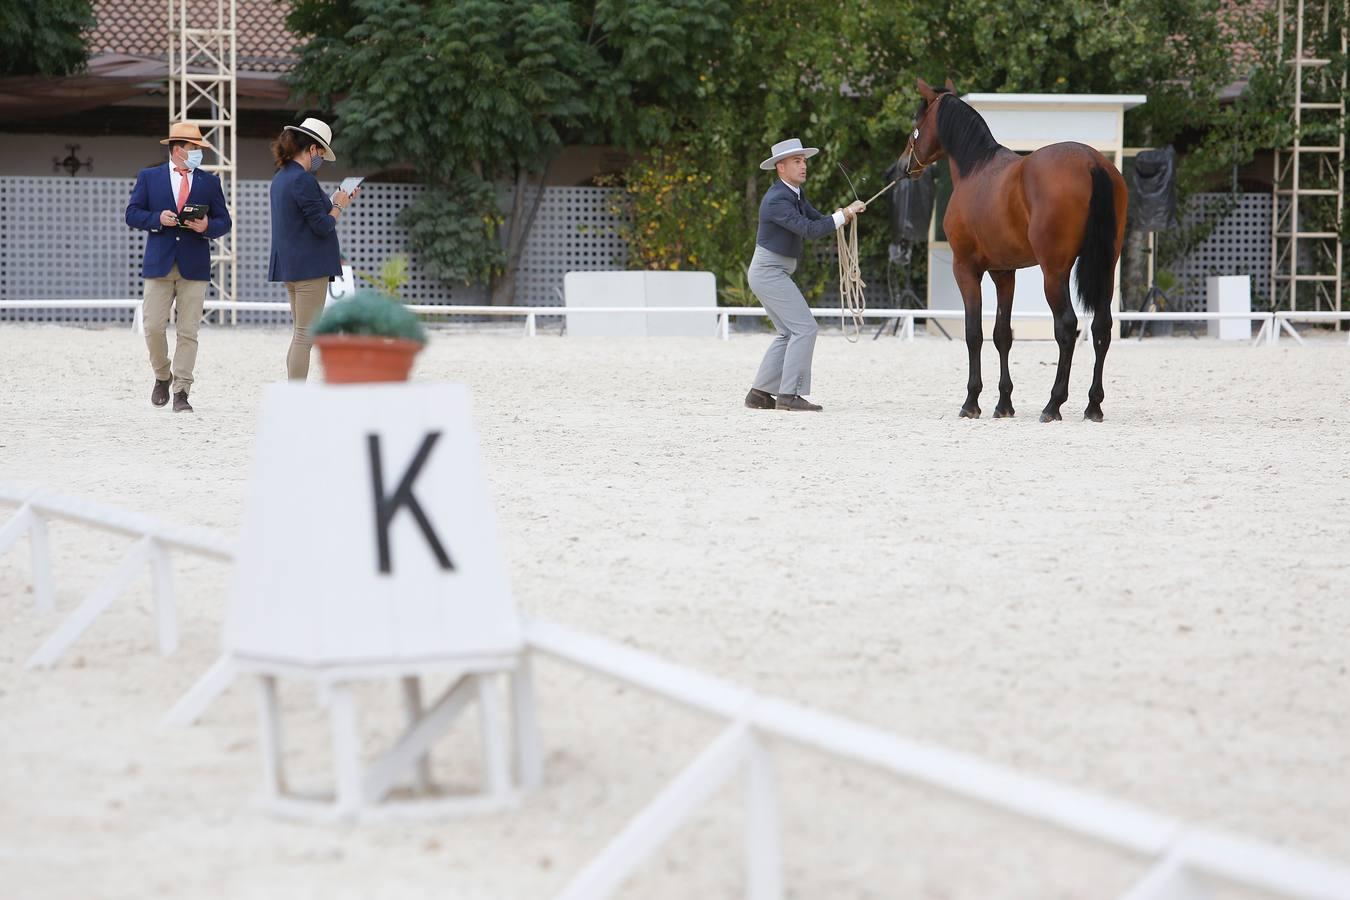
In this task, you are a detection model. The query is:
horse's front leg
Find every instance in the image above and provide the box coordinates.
[953,263,985,418]
[990,270,1016,418]
[1041,271,1077,422]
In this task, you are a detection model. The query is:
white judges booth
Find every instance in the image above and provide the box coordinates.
[927,93,1146,340]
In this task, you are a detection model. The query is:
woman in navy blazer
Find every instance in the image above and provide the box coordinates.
[268,117,356,380]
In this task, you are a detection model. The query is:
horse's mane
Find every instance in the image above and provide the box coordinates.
[919,88,1003,174]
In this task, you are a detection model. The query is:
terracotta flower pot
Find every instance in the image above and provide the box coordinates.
[314,334,423,384]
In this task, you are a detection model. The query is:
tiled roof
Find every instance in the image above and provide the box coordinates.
[88,0,300,73]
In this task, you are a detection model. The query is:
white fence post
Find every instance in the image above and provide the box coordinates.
[512,652,543,790]
[400,676,433,793]
[0,503,57,614]
[148,538,178,656]
[745,732,784,900]
[26,512,56,614]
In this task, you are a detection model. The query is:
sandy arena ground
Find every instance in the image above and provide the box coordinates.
[1,323,1348,900]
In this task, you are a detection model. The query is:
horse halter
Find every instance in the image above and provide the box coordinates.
[902,94,944,177]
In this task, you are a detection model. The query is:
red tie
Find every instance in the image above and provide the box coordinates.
[175,168,191,212]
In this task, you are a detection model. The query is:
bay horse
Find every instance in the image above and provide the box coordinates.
[897,78,1128,422]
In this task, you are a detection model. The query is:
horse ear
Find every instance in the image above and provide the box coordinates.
[944,77,957,94]
[916,78,935,101]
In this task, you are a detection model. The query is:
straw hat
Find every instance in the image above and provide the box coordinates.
[160,121,214,150]
[283,117,337,162]
[759,137,819,170]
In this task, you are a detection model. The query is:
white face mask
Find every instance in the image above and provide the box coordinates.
[184,148,203,170]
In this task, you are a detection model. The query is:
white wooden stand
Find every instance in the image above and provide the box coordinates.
[237,653,540,823]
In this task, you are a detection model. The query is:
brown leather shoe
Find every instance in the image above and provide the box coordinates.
[151,378,171,407]
[744,388,776,410]
[172,391,193,413]
[775,394,822,412]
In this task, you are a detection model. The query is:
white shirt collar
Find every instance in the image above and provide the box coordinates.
[779,178,800,196]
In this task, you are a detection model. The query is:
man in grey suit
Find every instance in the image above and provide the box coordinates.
[745,138,866,412]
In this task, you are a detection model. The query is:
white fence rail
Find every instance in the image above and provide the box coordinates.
[3,298,1349,346]
[3,487,1350,898]
[0,485,233,668]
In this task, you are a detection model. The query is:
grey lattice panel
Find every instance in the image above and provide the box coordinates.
[1169,193,1272,312]
[518,187,629,306]
[0,177,144,323]
[0,177,631,323]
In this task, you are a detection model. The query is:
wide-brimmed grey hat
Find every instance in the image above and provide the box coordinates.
[760,137,819,170]
[284,117,337,161]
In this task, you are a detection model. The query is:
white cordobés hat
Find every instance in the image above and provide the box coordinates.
[760,137,819,170]
[284,117,337,162]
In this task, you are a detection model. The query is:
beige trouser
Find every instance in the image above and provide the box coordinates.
[143,263,207,396]
[286,278,329,380]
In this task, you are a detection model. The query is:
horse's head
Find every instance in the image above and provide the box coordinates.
[897,77,955,179]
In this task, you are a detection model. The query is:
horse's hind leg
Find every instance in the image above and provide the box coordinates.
[1084,304,1112,421]
[1041,270,1077,422]
[990,270,1015,418]
[954,262,985,418]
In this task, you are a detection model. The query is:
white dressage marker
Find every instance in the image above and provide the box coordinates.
[207,382,538,822]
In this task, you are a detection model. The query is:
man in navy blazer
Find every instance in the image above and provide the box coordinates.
[125,122,232,412]
[744,138,865,412]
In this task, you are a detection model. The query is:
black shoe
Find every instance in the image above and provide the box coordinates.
[744,388,776,410]
[775,394,822,412]
[172,391,193,413]
[151,378,171,407]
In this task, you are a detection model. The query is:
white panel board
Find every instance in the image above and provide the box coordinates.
[563,271,647,336]
[226,382,522,665]
[643,271,717,336]
[976,107,1120,150]
[928,245,1078,340]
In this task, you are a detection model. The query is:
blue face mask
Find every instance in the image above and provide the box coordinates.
[310,151,324,173]
[184,148,203,170]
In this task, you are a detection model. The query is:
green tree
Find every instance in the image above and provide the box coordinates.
[287,0,731,304]
[0,0,94,77]
[613,0,1297,304]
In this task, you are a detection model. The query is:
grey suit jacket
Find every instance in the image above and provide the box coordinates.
[754,180,838,259]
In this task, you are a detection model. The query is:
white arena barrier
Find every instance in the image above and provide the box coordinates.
[6,483,1350,897]
[10,298,1350,347]
[0,484,233,668]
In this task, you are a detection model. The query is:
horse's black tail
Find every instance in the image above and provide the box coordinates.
[1075,166,1117,318]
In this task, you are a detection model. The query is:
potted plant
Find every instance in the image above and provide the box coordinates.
[313,256,427,383]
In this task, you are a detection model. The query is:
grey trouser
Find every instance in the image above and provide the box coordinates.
[748,244,818,396]
[143,263,207,396]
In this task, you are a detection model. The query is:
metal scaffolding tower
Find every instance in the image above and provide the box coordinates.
[168,0,238,322]
[1271,0,1347,320]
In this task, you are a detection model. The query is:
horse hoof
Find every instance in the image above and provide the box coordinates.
[1084,407,1104,423]
[959,406,981,419]
[1039,410,1062,423]
[993,406,1015,419]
